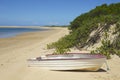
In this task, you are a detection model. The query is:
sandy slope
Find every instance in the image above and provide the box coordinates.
[0,27,120,80]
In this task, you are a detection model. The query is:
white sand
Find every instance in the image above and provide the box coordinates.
[0,27,120,80]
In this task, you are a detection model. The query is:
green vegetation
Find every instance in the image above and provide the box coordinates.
[44,25,68,27]
[91,26,120,59]
[91,31,113,59]
[47,3,120,58]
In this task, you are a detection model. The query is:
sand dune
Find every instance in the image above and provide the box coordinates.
[0,27,120,80]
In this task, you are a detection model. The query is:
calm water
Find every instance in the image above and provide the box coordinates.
[0,27,48,38]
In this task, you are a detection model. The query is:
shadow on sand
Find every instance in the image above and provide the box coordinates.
[51,68,106,73]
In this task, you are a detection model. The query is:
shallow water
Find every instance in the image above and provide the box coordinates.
[0,27,47,38]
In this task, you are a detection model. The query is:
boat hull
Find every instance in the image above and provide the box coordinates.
[28,58,106,71]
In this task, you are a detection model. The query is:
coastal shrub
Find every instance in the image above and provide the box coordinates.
[91,29,120,59]
[91,31,112,59]
[47,33,78,54]
[47,3,120,58]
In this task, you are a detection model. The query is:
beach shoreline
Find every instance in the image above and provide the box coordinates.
[0,26,120,80]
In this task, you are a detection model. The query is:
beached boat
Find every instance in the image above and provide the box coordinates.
[27,53,106,71]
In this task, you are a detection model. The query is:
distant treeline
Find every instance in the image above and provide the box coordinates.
[44,25,69,27]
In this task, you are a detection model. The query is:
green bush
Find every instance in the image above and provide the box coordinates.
[47,3,120,58]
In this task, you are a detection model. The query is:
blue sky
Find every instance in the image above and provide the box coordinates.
[0,0,120,26]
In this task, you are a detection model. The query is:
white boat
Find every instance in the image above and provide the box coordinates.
[27,53,106,71]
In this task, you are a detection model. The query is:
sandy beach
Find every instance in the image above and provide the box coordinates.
[0,27,120,80]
